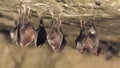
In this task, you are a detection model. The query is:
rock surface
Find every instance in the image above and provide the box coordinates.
[0,0,120,68]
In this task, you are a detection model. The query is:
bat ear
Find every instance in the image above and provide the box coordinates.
[51,18,57,27]
[58,12,62,28]
[13,13,18,26]
[27,6,32,18]
[37,11,43,19]
[37,11,44,25]
[50,9,54,19]
[79,19,86,27]
[58,20,61,28]
[50,10,56,27]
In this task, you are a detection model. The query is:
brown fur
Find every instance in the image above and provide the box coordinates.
[47,11,65,52]
[76,22,101,55]
[10,6,36,47]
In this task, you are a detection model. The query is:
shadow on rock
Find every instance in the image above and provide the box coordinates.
[100,40,120,60]
[0,23,12,42]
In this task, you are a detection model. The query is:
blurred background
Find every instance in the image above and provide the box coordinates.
[0,0,120,68]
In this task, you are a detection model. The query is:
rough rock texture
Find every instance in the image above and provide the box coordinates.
[0,0,120,68]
